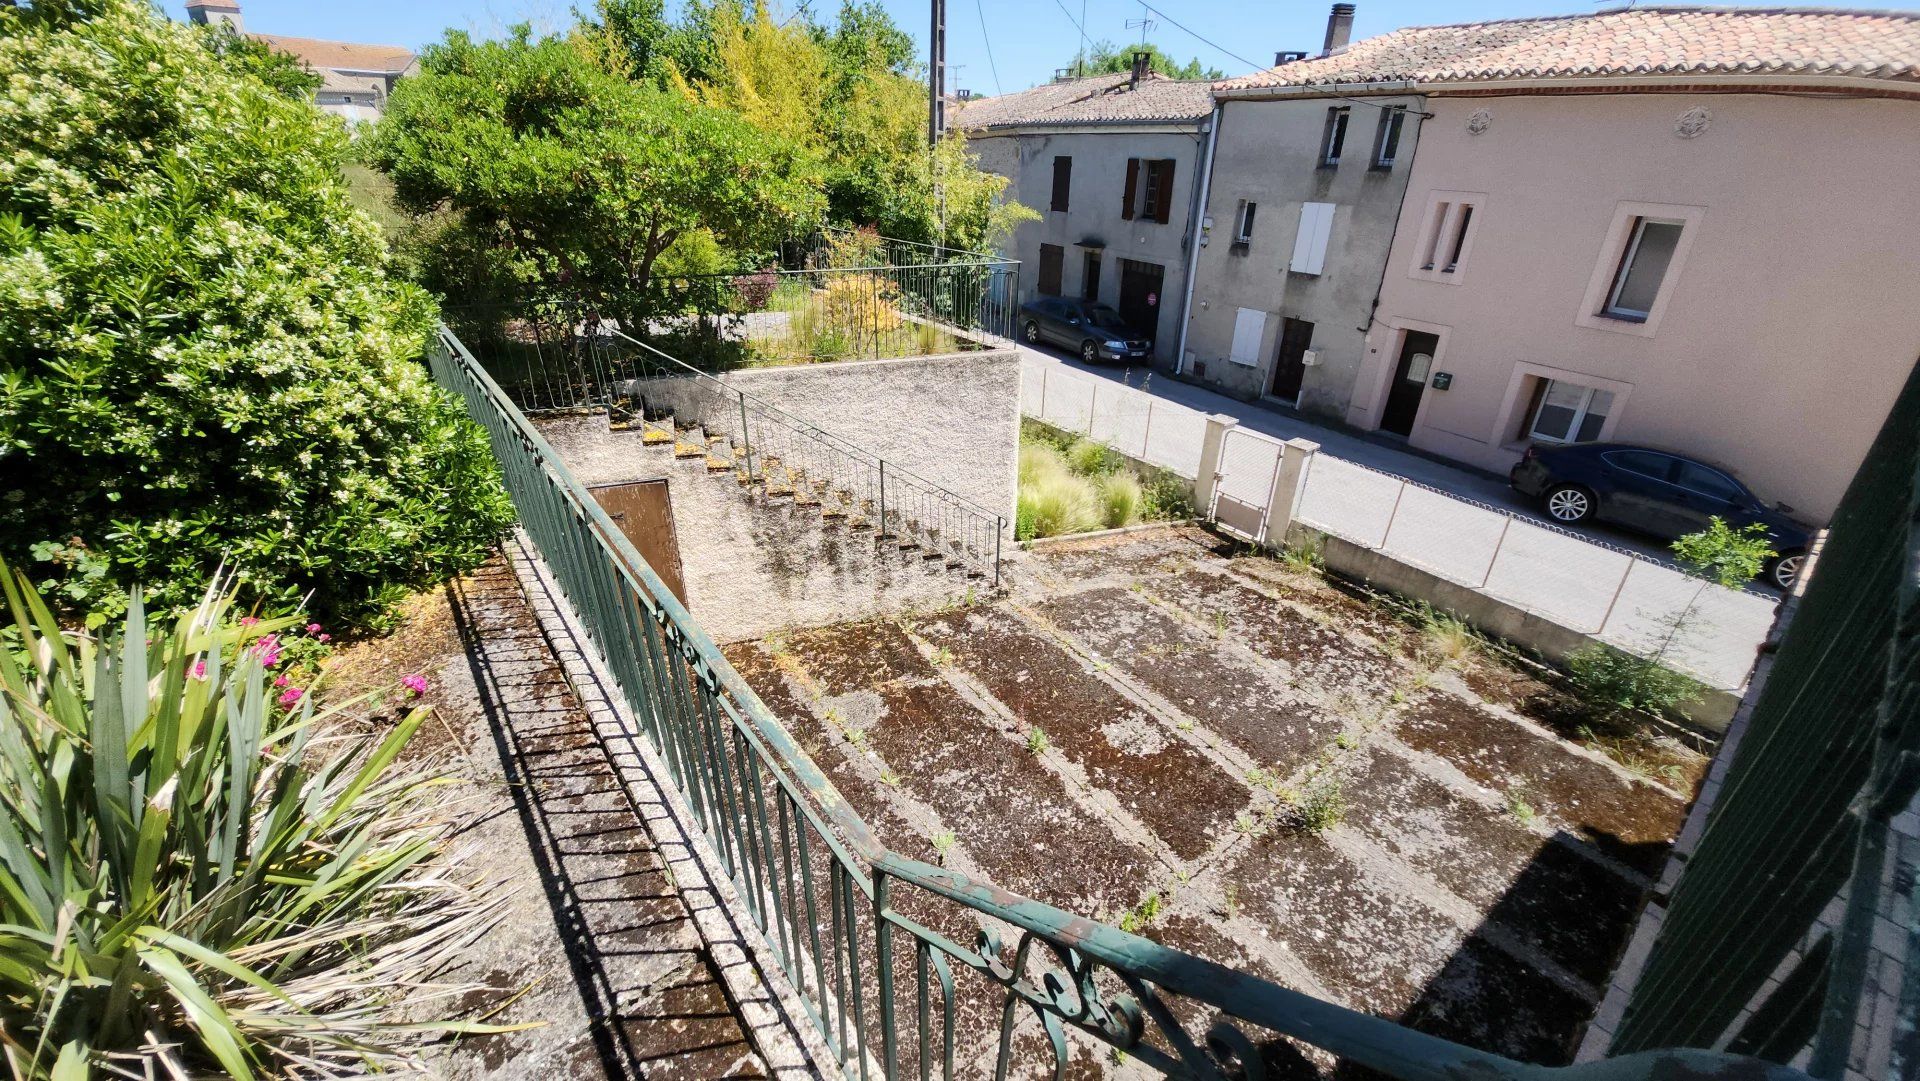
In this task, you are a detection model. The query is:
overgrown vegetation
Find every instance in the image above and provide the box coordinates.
[1566,641,1706,724]
[0,567,504,1077]
[1015,419,1195,540]
[1672,516,1777,588]
[0,0,513,630]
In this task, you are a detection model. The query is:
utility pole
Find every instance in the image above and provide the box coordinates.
[927,0,947,145]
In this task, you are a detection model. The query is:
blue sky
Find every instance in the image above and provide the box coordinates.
[159,0,1871,95]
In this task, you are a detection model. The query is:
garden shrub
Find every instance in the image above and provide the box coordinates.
[0,564,506,1077]
[1672,516,1777,588]
[0,0,514,630]
[1017,470,1099,540]
[1097,472,1144,530]
[1566,642,1704,722]
[1067,436,1121,477]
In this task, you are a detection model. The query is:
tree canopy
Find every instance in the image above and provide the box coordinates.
[1073,40,1224,81]
[0,0,512,627]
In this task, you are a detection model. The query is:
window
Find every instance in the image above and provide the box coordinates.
[1412,195,1479,281]
[1418,202,1451,270]
[1081,250,1101,301]
[1320,107,1350,167]
[1289,202,1335,275]
[1229,308,1267,367]
[1037,244,1064,296]
[1235,201,1257,243]
[1527,379,1613,443]
[1050,156,1072,212]
[1675,461,1747,505]
[1604,217,1684,321]
[1442,206,1472,273]
[1123,159,1176,224]
[1371,107,1406,169]
[1604,450,1674,481]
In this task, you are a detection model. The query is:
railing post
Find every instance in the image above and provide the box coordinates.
[878,460,889,538]
[1193,414,1238,519]
[1086,381,1097,435]
[874,870,898,1081]
[1597,558,1636,634]
[1039,365,1048,421]
[1379,482,1408,549]
[1258,438,1319,549]
[1141,399,1155,461]
[1479,516,1513,588]
[994,517,1004,589]
[738,390,754,482]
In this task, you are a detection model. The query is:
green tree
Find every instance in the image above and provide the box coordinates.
[1672,516,1778,588]
[368,26,825,317]
[0,0,513,629]
[1074,40,1222,80]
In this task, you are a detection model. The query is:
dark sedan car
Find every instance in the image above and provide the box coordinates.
[1509,442,1811,589]
[1018,298,1152,364]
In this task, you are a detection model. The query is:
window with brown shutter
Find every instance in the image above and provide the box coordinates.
[1050,156,1072,212]
[1037,243,1064,296]
[1121,158,1140,220]
[1136,159,1175,224]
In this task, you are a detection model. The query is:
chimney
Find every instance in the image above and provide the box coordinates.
[186,0,244,32]
[1322,3,1355,56]
[1274,50,1309,66]
[1130,50,1152,90]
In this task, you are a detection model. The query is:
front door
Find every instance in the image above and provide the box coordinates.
[1270,317,1314,402]
[1379,330,1437,437]
[590,479,689,604]
[1117,259,1165,343]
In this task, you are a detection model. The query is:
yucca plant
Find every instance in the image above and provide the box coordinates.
[0,566,510,1078]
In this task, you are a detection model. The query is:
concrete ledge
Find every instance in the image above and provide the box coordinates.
[1289,523,1740,734]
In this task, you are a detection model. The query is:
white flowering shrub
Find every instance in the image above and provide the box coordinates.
[0,0,513,629]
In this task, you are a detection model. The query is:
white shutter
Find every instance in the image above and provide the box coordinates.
[1228,308,1267,367]
[1289,202,1335,275]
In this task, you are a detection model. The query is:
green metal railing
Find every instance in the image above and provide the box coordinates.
[429,325,1813,1081]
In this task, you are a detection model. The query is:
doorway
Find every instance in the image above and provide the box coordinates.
[1082,250,1102,302]
[1269,317,1314,403]
[589,479,689,604]
[1117,259,1165,342]
[1379,330,1438,437]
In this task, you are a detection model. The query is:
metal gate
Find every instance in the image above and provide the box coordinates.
[1211,428,1283,541]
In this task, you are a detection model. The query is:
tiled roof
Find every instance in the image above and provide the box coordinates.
[1219,6,1920,92]
[251,33,415,74]
[952,72,1215,129]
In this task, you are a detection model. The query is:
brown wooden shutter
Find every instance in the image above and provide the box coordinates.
[1121,158,1139,220]
[1154,160,1176,223]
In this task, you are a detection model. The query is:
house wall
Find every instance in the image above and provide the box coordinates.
[968,126,1204,364]
[1351,92,1920,523]
[1181,93,1425,418]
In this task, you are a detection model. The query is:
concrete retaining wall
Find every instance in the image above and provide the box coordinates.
[723,349,1021,525]
[1289,523,1741,733]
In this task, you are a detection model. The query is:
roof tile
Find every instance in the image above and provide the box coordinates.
[953,72,1213,129]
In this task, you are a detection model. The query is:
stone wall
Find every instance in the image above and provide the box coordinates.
[722,348,1021,525]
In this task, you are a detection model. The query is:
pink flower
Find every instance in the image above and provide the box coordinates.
[278,686,304,708]
[238,616,259,627]
[251,634,282,667]
[306,623,322,634]
[274,675,289,687]
[190,659,207,680]
[317,633,331,643]
[400,674,428,697]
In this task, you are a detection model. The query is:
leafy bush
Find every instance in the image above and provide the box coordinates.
[1566,642,1705,722]
[732,269,780,310]
[1097,472,1144,530]
[0,0,514,630]
[0,566,504,1077]
[1141,467,1197,520]
[1068,437,1121,477]
[1672,516,1777,588]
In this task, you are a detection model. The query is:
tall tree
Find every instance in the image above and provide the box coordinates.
[367,27,824,316]
[1073,40,1222,80]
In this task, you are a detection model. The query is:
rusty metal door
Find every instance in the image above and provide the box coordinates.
[589,479,688,605]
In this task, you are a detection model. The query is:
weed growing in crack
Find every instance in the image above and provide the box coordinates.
[930,646,955,667]
[1223,883,1240,920]
[1297,775,1347,832]
[1211,610,1228,638]
[1280,538,1325,575]
[879,768,901,787]
[1506,788,1539,827]
[1578,726,1690,788]
[1027,727,1050,755]
[1118,891,1163,934]
[1176,719,1195,732]
[1335,731,1360,751]
[932,830,957,863]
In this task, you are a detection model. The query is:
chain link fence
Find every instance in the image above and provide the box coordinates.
[1019,357,1779,690]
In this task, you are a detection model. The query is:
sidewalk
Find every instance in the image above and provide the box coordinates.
[1016,342,1694,573]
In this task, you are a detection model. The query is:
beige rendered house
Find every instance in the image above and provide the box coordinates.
[185,0,416,126]
[1216,7,1920,523]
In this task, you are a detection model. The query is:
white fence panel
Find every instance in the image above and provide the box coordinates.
[1147,408,1207,478]
[1480,519,1636,633]
[1377,484,1511,588]
[1217,430,1282,509]
[1597,562,1776,690]
[1295,455,1404,547]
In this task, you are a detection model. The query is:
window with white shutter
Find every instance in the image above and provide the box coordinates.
[1289,202,1335,275]
[1228,308,1267,367]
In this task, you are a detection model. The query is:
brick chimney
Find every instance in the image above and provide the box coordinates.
[1322,3,1355,56]
[1130,50,1151,90]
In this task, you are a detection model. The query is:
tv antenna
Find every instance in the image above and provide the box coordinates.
[1125,3,1156,46]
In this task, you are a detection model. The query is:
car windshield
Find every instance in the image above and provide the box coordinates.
[1086,307,1129,330]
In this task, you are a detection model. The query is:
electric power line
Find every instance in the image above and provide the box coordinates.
[1140,0,1428,115]
[973,0,1003,95]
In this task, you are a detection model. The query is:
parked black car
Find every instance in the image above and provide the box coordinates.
[1509,442,1811,589]
[1018,297,1152,364]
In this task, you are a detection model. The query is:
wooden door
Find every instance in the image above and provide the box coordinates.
[1117,259,1164,342]
[1270,317,1314,402]
[589,479,689,605]
[1380,330,1437,437]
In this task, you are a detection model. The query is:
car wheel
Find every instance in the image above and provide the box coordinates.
[1023,320,1041,344]
[1543,484,1595,524]
[1767,550,1804,591]
[1079,340,1098,364]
